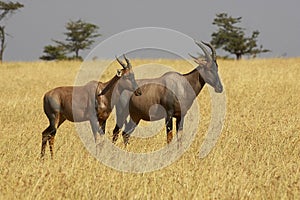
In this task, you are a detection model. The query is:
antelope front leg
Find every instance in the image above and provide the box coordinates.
[113,108,128,144]
[165,115,173,144]
[100,120,106,135]
[176,117,184,146]
[97,121,106,147]
[122,119,138,146]
[95,121,106,155]
[112,124,121,143]
[112,114,127,143]
[90,119,101,144]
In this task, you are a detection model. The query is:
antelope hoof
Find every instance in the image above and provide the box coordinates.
[122,133,130,146]
[167,131,173,144]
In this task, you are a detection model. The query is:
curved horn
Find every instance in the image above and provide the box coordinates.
[115,55,126,69]
[194,40,212,62]
[188,53,199,60]
[123,54,131,68]
[201,41,216,62]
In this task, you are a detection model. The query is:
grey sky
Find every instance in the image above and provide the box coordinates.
[3,0,300,61]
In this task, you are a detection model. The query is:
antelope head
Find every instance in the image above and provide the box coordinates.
[116,54,142,96]
[189,41,223,93]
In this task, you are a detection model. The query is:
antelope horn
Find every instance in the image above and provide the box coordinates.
[188,53,199,60]
[196,52,203,57]
[194,40,212,62]
[201,41,216,62]
[123,54,131,68]
[115,55,126,69]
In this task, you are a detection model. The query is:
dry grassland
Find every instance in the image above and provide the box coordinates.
[0,58,299,199]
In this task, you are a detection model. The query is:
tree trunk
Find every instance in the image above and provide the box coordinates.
[236,53,242,60]
[0,26,5,63]
[75,49,79,59]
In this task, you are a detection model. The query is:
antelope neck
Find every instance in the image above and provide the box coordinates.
[99,75,120,96]
[184,67,205,96]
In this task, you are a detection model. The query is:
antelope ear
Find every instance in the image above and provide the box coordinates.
[116,69,122,77]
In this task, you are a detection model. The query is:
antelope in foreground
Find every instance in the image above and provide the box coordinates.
[41,55,141,159]
[112,41,223,145]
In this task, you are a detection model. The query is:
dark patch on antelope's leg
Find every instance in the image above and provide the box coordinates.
[112,124,120,143]
[122,119,137,146]
[113,109,128,143]
[176,117,184,136]
[41,120,57,159]
[48,133,56,159]
[41,111,57,159]
[46,115,65,159]
[122,132,130,147]
[99,120,106,135]
[176,117,184,147]
[165,115,173,144]
[165,93,175,144]
[41,127,50,159]
[167,131,173,144]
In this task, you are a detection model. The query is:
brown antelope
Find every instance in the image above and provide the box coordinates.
[112,41,223,145]
[41,55,141,158]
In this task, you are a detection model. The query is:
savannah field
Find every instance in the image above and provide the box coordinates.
[0,58,299,199]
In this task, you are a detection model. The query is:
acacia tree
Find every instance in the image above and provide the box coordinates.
[39,45,67,61]
[41,19,101,61]
[211,13,270,60]
[55,19,101,60]
[0,1,23,62]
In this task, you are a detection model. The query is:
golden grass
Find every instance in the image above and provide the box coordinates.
[0,58,299,199]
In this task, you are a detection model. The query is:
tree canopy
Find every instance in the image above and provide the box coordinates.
[0,1,23,62]
[211,13,270,60]
[41,19,101,61]
[39,45,67,61]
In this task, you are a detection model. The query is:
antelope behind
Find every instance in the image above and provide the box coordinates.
[41,55,141,159]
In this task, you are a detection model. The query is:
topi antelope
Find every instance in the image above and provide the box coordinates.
[112,41,223,146]
[41,55,141,158]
